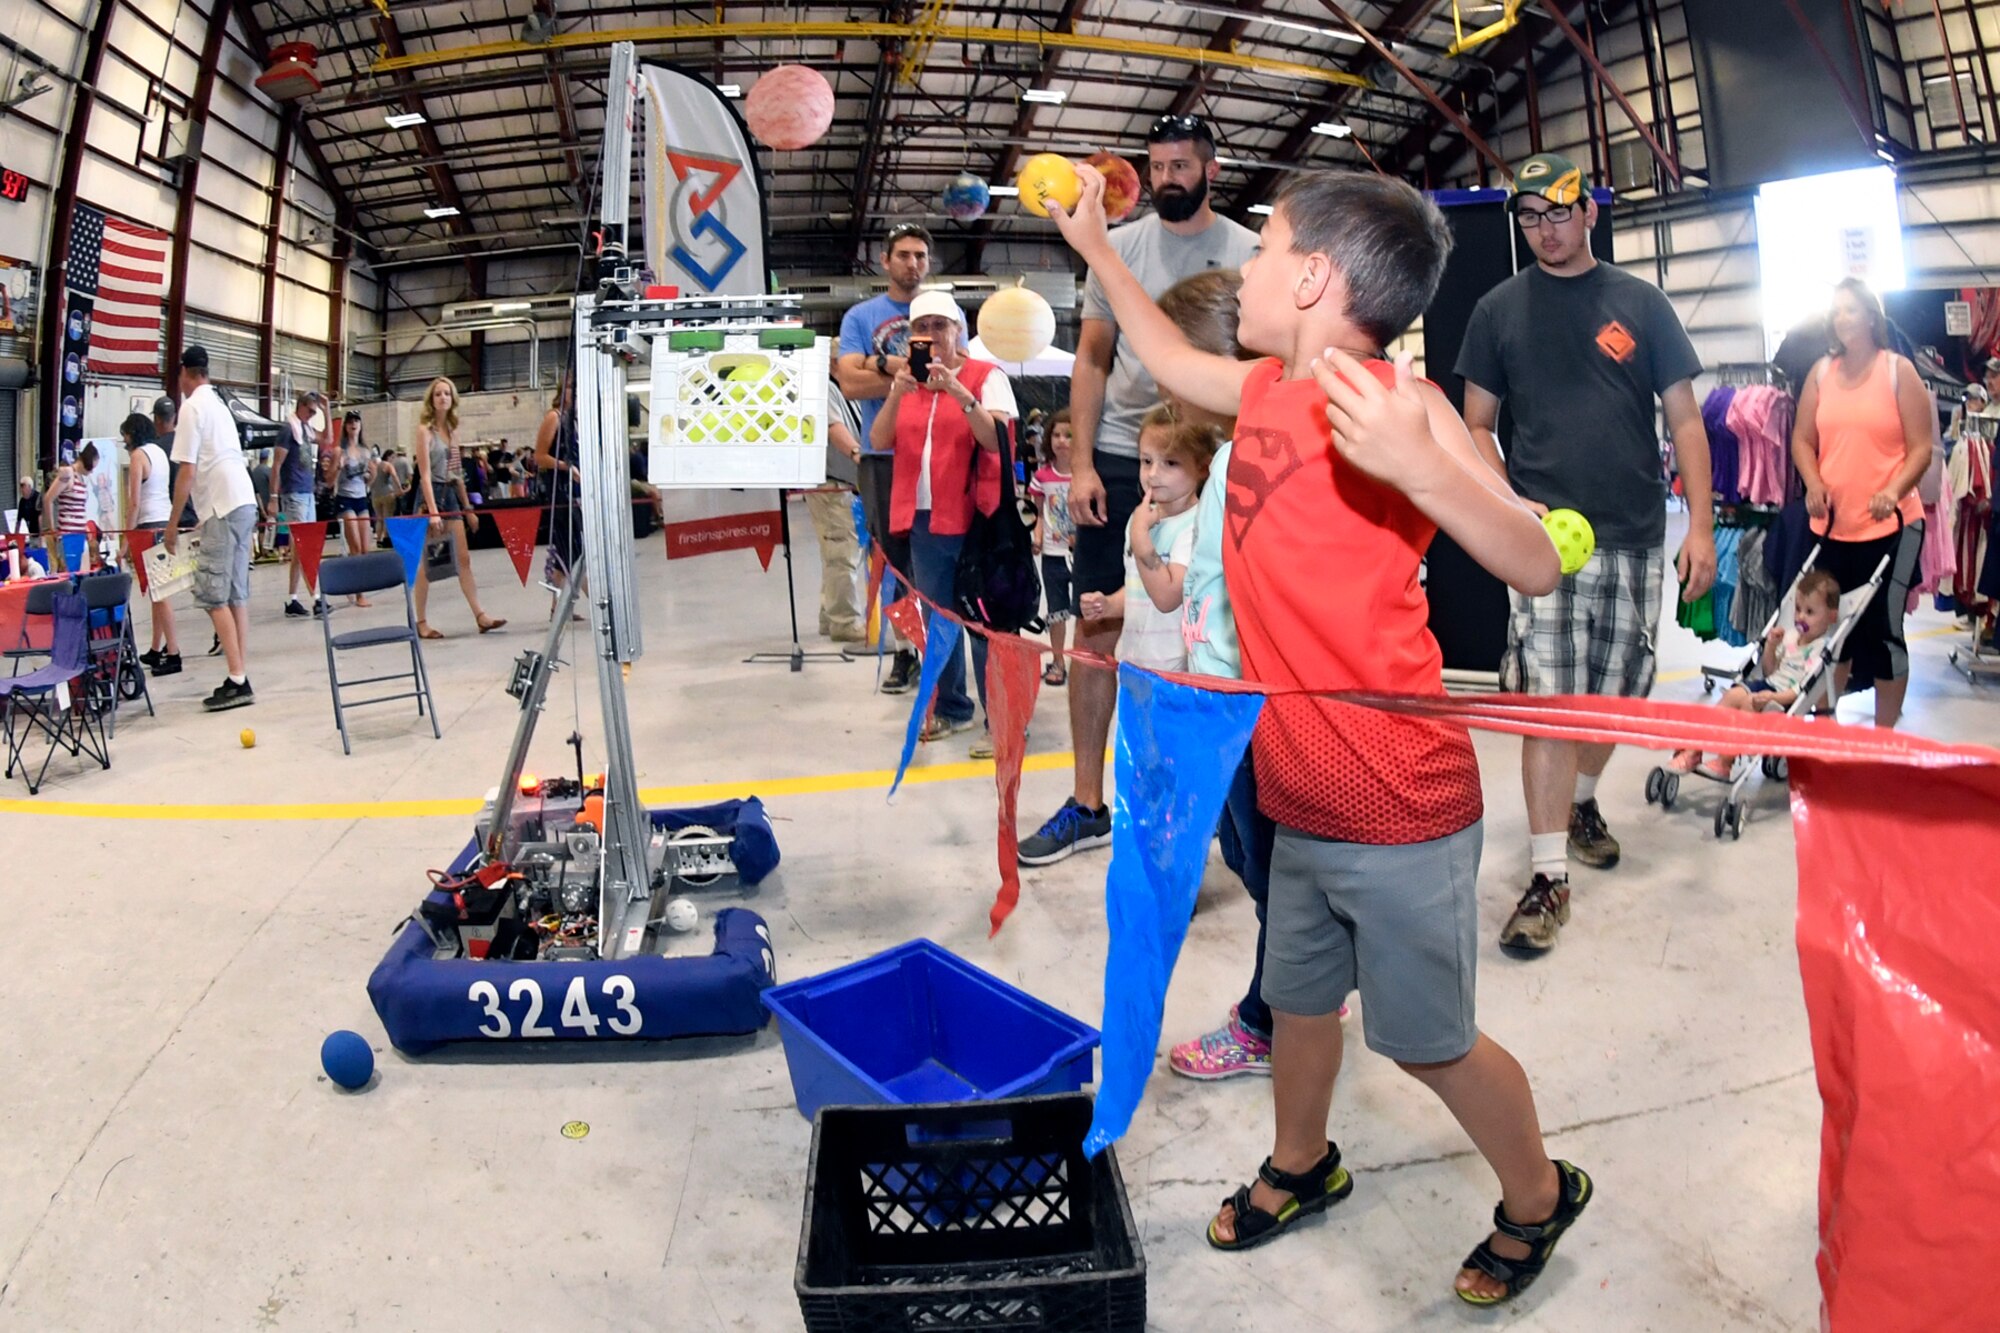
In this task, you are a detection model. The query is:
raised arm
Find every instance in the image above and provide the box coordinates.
[1049,166,1254,420]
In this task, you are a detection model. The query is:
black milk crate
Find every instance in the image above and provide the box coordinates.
[795,1093,1146,1332]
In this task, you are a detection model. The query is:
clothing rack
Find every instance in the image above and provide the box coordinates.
[1713,362,1787,391]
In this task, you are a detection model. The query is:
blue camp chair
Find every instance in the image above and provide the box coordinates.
[0,592,110,794]
[317,551,440,755]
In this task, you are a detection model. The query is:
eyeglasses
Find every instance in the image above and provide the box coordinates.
[1148,113,1214,144]
[1517,204,1575,228]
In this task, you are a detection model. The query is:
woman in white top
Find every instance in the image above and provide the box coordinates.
[413,376,505,638]
[122,413,181,671]
[328,411,378,607]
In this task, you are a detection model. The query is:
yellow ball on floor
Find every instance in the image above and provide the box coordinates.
[240,728,256,748]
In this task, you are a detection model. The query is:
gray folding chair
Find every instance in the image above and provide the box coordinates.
[317,551,441,755]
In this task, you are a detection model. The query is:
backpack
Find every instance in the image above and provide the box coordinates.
[954,421,1046,635]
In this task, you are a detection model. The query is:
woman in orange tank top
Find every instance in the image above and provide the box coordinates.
[1790,278,1932,727]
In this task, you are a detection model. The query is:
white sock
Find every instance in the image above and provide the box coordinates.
[228,673,247,685]
[1574,770,1599,804]
[1530,832,1568,881]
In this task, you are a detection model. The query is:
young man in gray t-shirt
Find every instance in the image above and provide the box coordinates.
[1019,114,1261,867]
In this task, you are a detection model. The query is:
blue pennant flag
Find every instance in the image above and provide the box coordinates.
[888,609,962,798]
[1086,665,1264,1158]
[385,515,431,588]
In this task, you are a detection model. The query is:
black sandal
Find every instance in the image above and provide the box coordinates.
[1205,1141,1354,1252]
[1455,1159,1593,1307]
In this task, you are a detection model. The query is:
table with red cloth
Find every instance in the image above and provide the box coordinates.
[0,576,65,655]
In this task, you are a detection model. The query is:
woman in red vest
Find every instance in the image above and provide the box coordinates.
[870,289,1019,751]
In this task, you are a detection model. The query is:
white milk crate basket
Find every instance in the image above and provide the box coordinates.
[141,536,201,601]
[648,326,830,489]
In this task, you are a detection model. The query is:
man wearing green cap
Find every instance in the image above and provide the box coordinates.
[1455,152,1716,957]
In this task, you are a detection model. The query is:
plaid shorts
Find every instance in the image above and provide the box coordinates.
[1500,546,1664,697]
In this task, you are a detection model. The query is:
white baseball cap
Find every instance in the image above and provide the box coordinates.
[908,289,964,326]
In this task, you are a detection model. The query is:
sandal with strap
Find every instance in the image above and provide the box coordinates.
[416,622,444,641]
[1455,1159,1594,1307]
[1205,1141,1354,1252]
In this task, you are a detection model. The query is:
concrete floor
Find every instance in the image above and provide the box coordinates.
[2,501,1993,1331]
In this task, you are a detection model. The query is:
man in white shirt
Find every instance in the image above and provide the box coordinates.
[164,345,259,711]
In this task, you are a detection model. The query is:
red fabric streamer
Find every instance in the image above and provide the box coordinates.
[982,634,1043,935]
[1790,757,2000,1331]
[490,507,541,586]
[884,595,926,656]
[288,522,328,592]
[125,528,157,597]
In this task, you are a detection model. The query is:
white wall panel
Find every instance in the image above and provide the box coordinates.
[190,198,263,263]
[196,153,267,219]
[280,243,332,291]
[105,5,172,81]
[88,108,145,167]
[75,156,176,228]
[275,281,328,338]
[187,245,261,322]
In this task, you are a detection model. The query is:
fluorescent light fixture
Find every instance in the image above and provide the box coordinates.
[988,184,1020,197]
[1247,204,1274,216]
[1168,1,1362,44]
[1022,88,1067,105]
[384,111,426,129]
[718,83,741,98]
[424,205,460,219]
[1311,121,1353,139]
[490,301,531,313]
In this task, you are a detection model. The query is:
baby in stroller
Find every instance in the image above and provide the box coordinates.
[1671,568,1843,779]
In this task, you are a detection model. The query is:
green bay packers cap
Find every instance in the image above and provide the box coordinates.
[1509,151,1587,210]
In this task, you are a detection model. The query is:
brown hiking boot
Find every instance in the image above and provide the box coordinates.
[1568,798,1621,869]
[1499,874,1571,958]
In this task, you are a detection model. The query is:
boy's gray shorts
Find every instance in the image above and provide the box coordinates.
[1260,818,1483,1065]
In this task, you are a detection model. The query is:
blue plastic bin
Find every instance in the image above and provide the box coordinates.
[763,939,1100,1121]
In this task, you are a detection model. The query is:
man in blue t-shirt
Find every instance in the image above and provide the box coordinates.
[834,221,936,692]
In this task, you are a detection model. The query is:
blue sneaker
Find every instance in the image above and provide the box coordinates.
[1017,796,1111,867]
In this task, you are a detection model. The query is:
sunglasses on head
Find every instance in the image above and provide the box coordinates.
[1148,113,1213,145]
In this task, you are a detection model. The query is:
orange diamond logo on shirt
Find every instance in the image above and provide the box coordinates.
[1596,320,1637,364]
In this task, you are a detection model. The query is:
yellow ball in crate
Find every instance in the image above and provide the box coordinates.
[725,363,785,440]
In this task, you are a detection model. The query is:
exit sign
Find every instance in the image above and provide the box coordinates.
[0,169,27,203]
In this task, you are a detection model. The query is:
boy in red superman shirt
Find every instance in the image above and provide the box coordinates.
[1052,168,1588,1308]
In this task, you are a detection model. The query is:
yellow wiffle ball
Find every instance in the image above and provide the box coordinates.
[240,728,256,748]
[1543,508,1596,576]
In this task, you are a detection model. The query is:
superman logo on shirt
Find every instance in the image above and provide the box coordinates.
[1226,425,1303,546]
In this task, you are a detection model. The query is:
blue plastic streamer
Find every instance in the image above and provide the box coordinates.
[385,515,431,588]
[1086,665,1264,1158]
[888,609,962,798]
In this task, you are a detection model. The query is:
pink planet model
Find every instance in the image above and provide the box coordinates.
[744,65,835,151]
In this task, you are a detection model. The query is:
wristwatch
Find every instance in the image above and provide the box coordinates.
[875,353,888,376]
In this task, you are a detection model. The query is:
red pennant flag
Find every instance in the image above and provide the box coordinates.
[662,509,784,569]
[289,522,328,592]
[983,633,1044,935]
[126,528,158,597]
[491,506,540,586]
[884,595,926,656]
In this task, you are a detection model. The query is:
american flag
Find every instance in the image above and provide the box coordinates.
[67,203,168,378]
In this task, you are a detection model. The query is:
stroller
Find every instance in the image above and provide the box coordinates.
[1643,540,1892,839]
